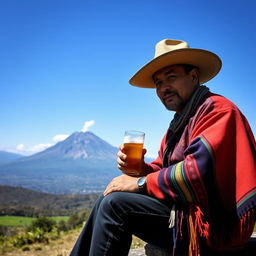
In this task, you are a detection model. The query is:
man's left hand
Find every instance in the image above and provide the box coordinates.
[103,175,140,196]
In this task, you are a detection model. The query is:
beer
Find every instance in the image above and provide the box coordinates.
[123,142,143,171]
[123,130,145,174]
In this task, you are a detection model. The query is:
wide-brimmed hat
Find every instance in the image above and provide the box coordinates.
[129,39,222,88]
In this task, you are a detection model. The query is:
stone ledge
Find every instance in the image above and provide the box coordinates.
[128,248,145,256]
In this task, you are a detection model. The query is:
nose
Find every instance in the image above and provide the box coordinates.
[157,81,171,93]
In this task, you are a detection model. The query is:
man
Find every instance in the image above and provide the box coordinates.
[70,39,256,256]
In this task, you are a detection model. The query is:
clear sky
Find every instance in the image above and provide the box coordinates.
[0,0,255,158]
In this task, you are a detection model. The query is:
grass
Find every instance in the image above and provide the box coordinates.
[0,216,69,227]
[50,216,69,222]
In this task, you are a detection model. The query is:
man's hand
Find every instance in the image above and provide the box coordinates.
[117,144,148,176]
[103,174,140,196]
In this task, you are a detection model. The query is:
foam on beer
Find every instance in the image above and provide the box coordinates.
[124,135,144,144]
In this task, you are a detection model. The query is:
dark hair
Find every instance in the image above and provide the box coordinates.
[151,64,199,82]
[177,64,198,74]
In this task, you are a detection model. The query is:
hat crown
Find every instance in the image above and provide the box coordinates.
[154,39,189,58]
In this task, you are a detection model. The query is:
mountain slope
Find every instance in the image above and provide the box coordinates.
[24,131,118,161]
[0,132,120,193]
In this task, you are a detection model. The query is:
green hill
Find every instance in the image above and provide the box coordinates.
[0,185,99,217]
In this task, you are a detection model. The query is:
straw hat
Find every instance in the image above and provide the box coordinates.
[129,39,222,88]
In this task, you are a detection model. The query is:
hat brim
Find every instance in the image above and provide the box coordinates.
[129,48,222,88]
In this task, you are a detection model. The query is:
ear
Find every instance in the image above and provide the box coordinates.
[190,68,200,84]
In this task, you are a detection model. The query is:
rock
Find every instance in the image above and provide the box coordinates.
[128,248,146,256]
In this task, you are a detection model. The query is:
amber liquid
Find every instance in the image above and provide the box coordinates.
[123,143,143,172]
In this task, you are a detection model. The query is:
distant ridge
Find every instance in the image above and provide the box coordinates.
[0,151,23,164]
[0,185,99,216]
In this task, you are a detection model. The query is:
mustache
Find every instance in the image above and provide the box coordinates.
[163,90,178,98]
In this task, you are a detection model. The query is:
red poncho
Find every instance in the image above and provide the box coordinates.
[146,93,256,254]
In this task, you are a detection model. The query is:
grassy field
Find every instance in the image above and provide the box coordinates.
[0,216,69,227]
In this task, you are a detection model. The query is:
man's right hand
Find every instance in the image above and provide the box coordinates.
[117,144,148,177]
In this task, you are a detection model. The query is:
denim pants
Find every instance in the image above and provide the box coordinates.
[70,191,174,256]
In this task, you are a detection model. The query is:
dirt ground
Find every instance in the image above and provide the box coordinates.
[1,228,146,256]
[2,229,79,256]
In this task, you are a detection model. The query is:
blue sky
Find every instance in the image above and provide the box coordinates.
[0,0,255,158]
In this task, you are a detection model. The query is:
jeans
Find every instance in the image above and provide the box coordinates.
[70,191,174,256]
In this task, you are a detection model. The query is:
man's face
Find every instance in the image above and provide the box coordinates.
[153,65,199,114]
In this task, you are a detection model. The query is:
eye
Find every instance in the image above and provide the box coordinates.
[167,75,176,80]
[154,80,162,88]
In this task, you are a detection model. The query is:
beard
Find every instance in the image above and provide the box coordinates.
[162,91,185,113]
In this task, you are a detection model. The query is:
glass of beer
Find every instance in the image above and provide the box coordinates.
[123,130,145,175]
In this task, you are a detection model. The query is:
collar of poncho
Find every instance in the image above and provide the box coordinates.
[163,85,209,167]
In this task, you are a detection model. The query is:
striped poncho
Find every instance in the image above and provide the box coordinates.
[146,93,256,255]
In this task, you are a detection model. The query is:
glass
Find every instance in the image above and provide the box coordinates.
[123,130,145,174]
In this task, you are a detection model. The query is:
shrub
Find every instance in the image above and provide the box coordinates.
[22,246,30,251]
[11,228,48,247]
[27,217,56,233]
[66,210,90,230]
[0,226,19,238]
[66,213,80,230]
[57,220,68,232]
[0,226,8,237]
